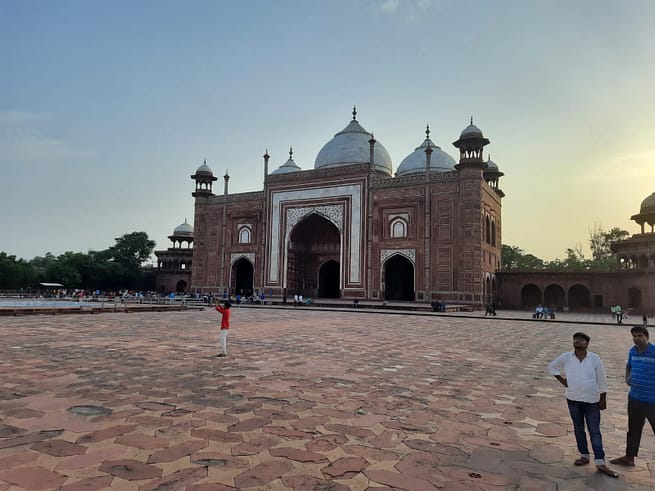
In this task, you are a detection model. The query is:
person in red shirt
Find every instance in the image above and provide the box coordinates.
[214,301,231,357]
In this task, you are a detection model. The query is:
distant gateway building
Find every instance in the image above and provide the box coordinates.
[188,109,504,305]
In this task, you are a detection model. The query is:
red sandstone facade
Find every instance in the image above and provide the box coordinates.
[189,114,503,306]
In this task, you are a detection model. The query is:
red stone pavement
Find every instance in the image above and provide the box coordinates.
[0,307,653,490]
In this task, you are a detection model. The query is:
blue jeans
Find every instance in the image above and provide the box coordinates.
[567,399,605,465]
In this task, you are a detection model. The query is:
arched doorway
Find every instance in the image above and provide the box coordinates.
[287,213,340,298]
[521,284,541,307]
[384,255,414,301]
[544,284,565,309]
[232,258,254,297]
[176,280,187,293]
[318,260,340,298]
[568,284,590,309]
[628,287,642,308]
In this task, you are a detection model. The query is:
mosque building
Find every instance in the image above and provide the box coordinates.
[185,108,504,305]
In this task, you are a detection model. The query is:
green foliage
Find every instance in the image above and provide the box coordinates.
[0,252,36,289]
[501,245,545,270]
[589,225,630,271]
[502,225,630,272]
[0,231,156,290]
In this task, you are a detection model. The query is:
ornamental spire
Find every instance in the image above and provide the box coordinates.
[289,146,293,159]
[426,123,430,139]
[352,105,357,120]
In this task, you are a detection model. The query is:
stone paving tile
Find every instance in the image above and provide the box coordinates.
[1,309,654,490]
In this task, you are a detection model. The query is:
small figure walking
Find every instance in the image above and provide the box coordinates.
[214,301,231,357]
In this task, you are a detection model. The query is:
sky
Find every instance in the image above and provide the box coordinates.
[1,0,654,262]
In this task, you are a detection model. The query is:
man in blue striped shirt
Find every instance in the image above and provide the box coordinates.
[611,326,655,467]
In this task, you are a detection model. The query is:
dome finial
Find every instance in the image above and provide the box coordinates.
[470,116,474,125]
[426,123,430,139]
[352,105,357,121]
[289,146,293,159]
[204,157,207,165]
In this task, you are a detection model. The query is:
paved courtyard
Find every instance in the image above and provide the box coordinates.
[0,308,653,490]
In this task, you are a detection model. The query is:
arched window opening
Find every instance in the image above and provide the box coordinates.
[491,220,496,247]
[485,216,491,244]
[391,218,407,238]
[239,226,251,244]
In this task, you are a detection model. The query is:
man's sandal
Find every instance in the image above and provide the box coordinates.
[596,465,619,478]
[574,457,590,466]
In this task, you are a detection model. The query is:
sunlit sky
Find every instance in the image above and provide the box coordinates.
[2,0,654,262]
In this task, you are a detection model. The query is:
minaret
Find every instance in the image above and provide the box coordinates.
[263,149,270,181]
[219,170,230,294]
[191,158,218,197]
[453,117,490,171]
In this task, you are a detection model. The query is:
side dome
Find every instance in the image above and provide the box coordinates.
[640,192,655,213]
[460,119,484,139]
[195,160,214,177]
[272,147,302,175]
[396,128,456,177]
[173,219,193,237]
[314,111,393,175]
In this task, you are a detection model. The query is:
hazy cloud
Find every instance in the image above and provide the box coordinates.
[0,109,46,126]
[0,110,93,163]
[377,0,433,15]
[579,151,655,181]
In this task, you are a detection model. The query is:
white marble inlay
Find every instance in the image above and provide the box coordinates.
[286,205,343,236]
[269,184,362,283]
[231,252,255,267]
[381,248,416,264]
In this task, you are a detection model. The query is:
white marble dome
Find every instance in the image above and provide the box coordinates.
[395,135,456,177]
[640,192,655,213]
[173,220,193,237]
[314,115,393,175]
[195,161,214,176]
[460,122,483,139]
[272,148,302,175]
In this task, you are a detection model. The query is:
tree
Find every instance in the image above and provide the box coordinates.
[109,232,156,269]
[545,245,592,271]
[0,231,158,291]
[501,245,545,270]
[0,252,36,289]
[589,225,630,270]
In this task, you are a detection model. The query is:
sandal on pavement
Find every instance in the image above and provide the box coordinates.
[574,457,590,466]
[609,456,635,467]
[597,465,619,478]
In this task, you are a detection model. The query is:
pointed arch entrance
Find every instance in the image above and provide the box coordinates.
[175,280,187,293]
[232,258,254,297]
[384,254,414,301]
[318,260,340,298]
[287,213,340,298]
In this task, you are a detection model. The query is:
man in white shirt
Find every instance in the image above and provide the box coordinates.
[548,332,618,478]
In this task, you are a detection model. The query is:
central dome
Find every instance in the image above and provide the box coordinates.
[314,113,393,175]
